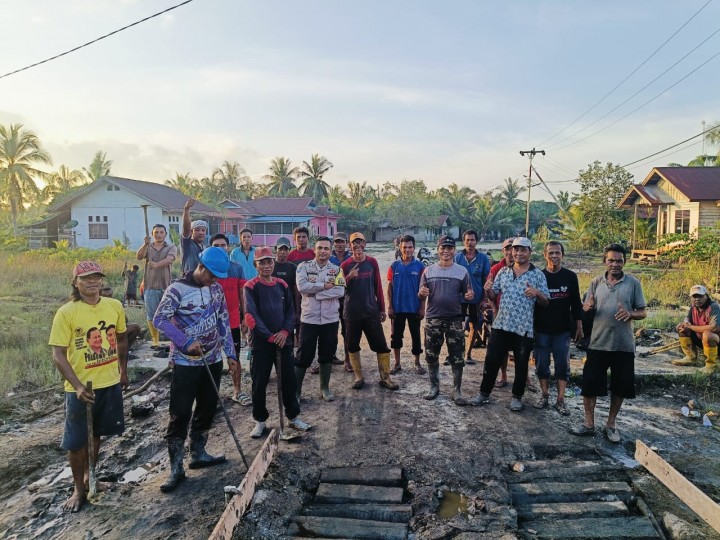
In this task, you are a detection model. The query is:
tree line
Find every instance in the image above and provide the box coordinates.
[2,121,719,250]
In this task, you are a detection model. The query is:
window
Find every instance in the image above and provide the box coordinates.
[264,222,282,234]
[674,210,690,234]
[89,223,108,239]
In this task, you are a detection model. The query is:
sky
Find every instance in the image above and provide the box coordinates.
[1,0,719,200]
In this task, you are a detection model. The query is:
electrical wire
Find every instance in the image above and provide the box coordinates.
[536,0,714,147]
[551,48,720,152]
[547,24,720,150]
[0,0,195,80]
[624,139,703,171]
[620,124,717,167]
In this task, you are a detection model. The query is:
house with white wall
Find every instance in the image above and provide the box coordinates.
[32,176,219,249]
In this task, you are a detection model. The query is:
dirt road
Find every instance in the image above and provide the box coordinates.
[1,247,719,539]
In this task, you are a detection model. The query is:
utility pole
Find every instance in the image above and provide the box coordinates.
[702,120,706,157]
[519,147,545,237]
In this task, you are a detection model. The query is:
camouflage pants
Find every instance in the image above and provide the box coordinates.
[424,317,465,367]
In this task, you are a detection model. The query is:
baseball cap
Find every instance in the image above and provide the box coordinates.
[690,285,708,296]
[73,261,105,278]
[502,237,516,249]
[349,232,365,243]
[512,237,532,249]
[333,232,347,241]
[199,247,230,278]
[254,246,274,261]
[437,235,456,247]
[275,236,292,249]
[191,219,209,230]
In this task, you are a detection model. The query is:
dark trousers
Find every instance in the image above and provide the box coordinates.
[296,321,339,368]
[480,328,534,398]
[346,314,390,354]
[390,313,423,355]
[251,343,300,422]
[338,298,348,355]
[167,361,223,440]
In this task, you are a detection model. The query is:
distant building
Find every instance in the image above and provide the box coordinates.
[219,197,341,246]
[28,176,219,249]
[373,215,460,243]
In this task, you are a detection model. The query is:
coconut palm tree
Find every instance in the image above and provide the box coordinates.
[498,177,526,208]
[210,160,249,201]
[472,196,512,240]
[165,172,202,198]
[263,157,299,197]
[83,151,112,182]
[436,183,477,232]
[299,154,333,202]
[0,124,52,233]
[43,165,86,203]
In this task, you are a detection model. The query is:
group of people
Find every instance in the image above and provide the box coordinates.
[49,199,719,511]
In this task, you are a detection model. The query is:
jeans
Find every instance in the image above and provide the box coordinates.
[534,331,571,381]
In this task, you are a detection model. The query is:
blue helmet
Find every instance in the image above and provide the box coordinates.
[199,247,230,278]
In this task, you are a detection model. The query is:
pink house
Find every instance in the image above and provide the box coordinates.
[219,197,341,247]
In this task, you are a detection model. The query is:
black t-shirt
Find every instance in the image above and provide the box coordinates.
[272,261,298,298]
[534,267,582,335]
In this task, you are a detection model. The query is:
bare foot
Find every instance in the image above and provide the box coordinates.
[62,489,86,513]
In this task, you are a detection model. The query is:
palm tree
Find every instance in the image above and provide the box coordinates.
[165,172,201,198]
[472,196,512,239]
[498,177,526,208]
[436,183,477,231]
[83,151,112,182]
[263,157,299,197]
[346,181,376,208]
[0,124,52,233]
[210,161,249,201]
[299,154,333,202]
[327,184,347,209]
[43,165,86,203]
[556,190,576,212]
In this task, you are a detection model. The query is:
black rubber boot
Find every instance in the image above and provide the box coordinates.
[188,431,226,469]
[160,437,186,493]
[319,363,334,402]
[452,364,468,406]
[423,363,440,400]
[295,366,307,402]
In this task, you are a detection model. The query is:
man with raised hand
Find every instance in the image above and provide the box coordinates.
[570,244,646,444]
[295,236,345,402]
[472,237,549,412]
[153,247,237,492]
[533,241,583,416]
[420,235,473,405]
[49,261,128,512]
[181,198,207,273]
[340,232,399,391]
[244,247,311,438]
[387,234,426,375]
[454,229,490,365]
[230,228,257,280]
[674,285,719,374]
[136,224,177,348]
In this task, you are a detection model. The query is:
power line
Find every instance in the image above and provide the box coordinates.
[0,0,195,80]
[536,0,714,147]
[547,23,720,150]
[624,139,703,171]
[620,124,717,167]
[551,48,720,152]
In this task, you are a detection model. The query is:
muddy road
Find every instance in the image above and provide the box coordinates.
[1,247,719,539]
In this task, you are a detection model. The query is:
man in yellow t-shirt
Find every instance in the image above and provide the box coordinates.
[49,261,128,513]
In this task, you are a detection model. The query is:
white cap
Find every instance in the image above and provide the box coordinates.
[512,237,532,249]
[690,285,708,296]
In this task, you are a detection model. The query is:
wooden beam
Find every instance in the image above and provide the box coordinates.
[209,428,279,540]
[635,439,720,534]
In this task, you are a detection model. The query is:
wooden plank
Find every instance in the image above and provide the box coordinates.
[315,483,404,504]
[517,500,628,520]
[303,503,412,523]
[208,429,279,540]
[635,439,720,534]
[506,464,627,484]
[517,459,604,472]
[522,516,659,539]
[320,466,403,486]
[292,516,407,540]
[510,481,634,504]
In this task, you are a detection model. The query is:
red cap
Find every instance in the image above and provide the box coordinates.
[254,246,274,261]
[73,261,105,278]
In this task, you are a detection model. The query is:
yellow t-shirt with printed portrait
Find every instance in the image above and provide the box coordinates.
[49,298,127,392]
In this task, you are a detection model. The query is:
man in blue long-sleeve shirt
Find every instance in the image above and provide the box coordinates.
[244,246,311,439]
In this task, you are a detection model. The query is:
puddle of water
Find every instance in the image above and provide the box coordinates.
[437,490,468,519]
[605,445,640,469]
[120,465,152,483]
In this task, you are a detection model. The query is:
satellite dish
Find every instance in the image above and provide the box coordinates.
[67,220,79,228]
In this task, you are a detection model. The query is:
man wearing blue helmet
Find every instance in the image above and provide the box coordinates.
[153,247,237,493]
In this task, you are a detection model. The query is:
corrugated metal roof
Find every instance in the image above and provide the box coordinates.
[646,167,720,201]
[49,176,219,215]
[224,197,340,218]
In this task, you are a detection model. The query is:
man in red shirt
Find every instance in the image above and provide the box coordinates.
[341,232,398,390]
[287,226,315,264]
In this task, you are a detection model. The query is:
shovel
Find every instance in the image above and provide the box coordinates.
[199,353,249,470]
[275,347,301,442]
[86,381,97,497]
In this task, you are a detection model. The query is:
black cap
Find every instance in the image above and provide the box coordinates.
[437,235,456,247]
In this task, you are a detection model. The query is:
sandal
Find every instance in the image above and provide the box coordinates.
[344,362,353,373]
[553,401,569,416]
[390,365,401,375]
[231,393,253,406]
[414,364,427,375]
[569,424,596,437]
[604,426,621,444]
[494,380,508,389]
